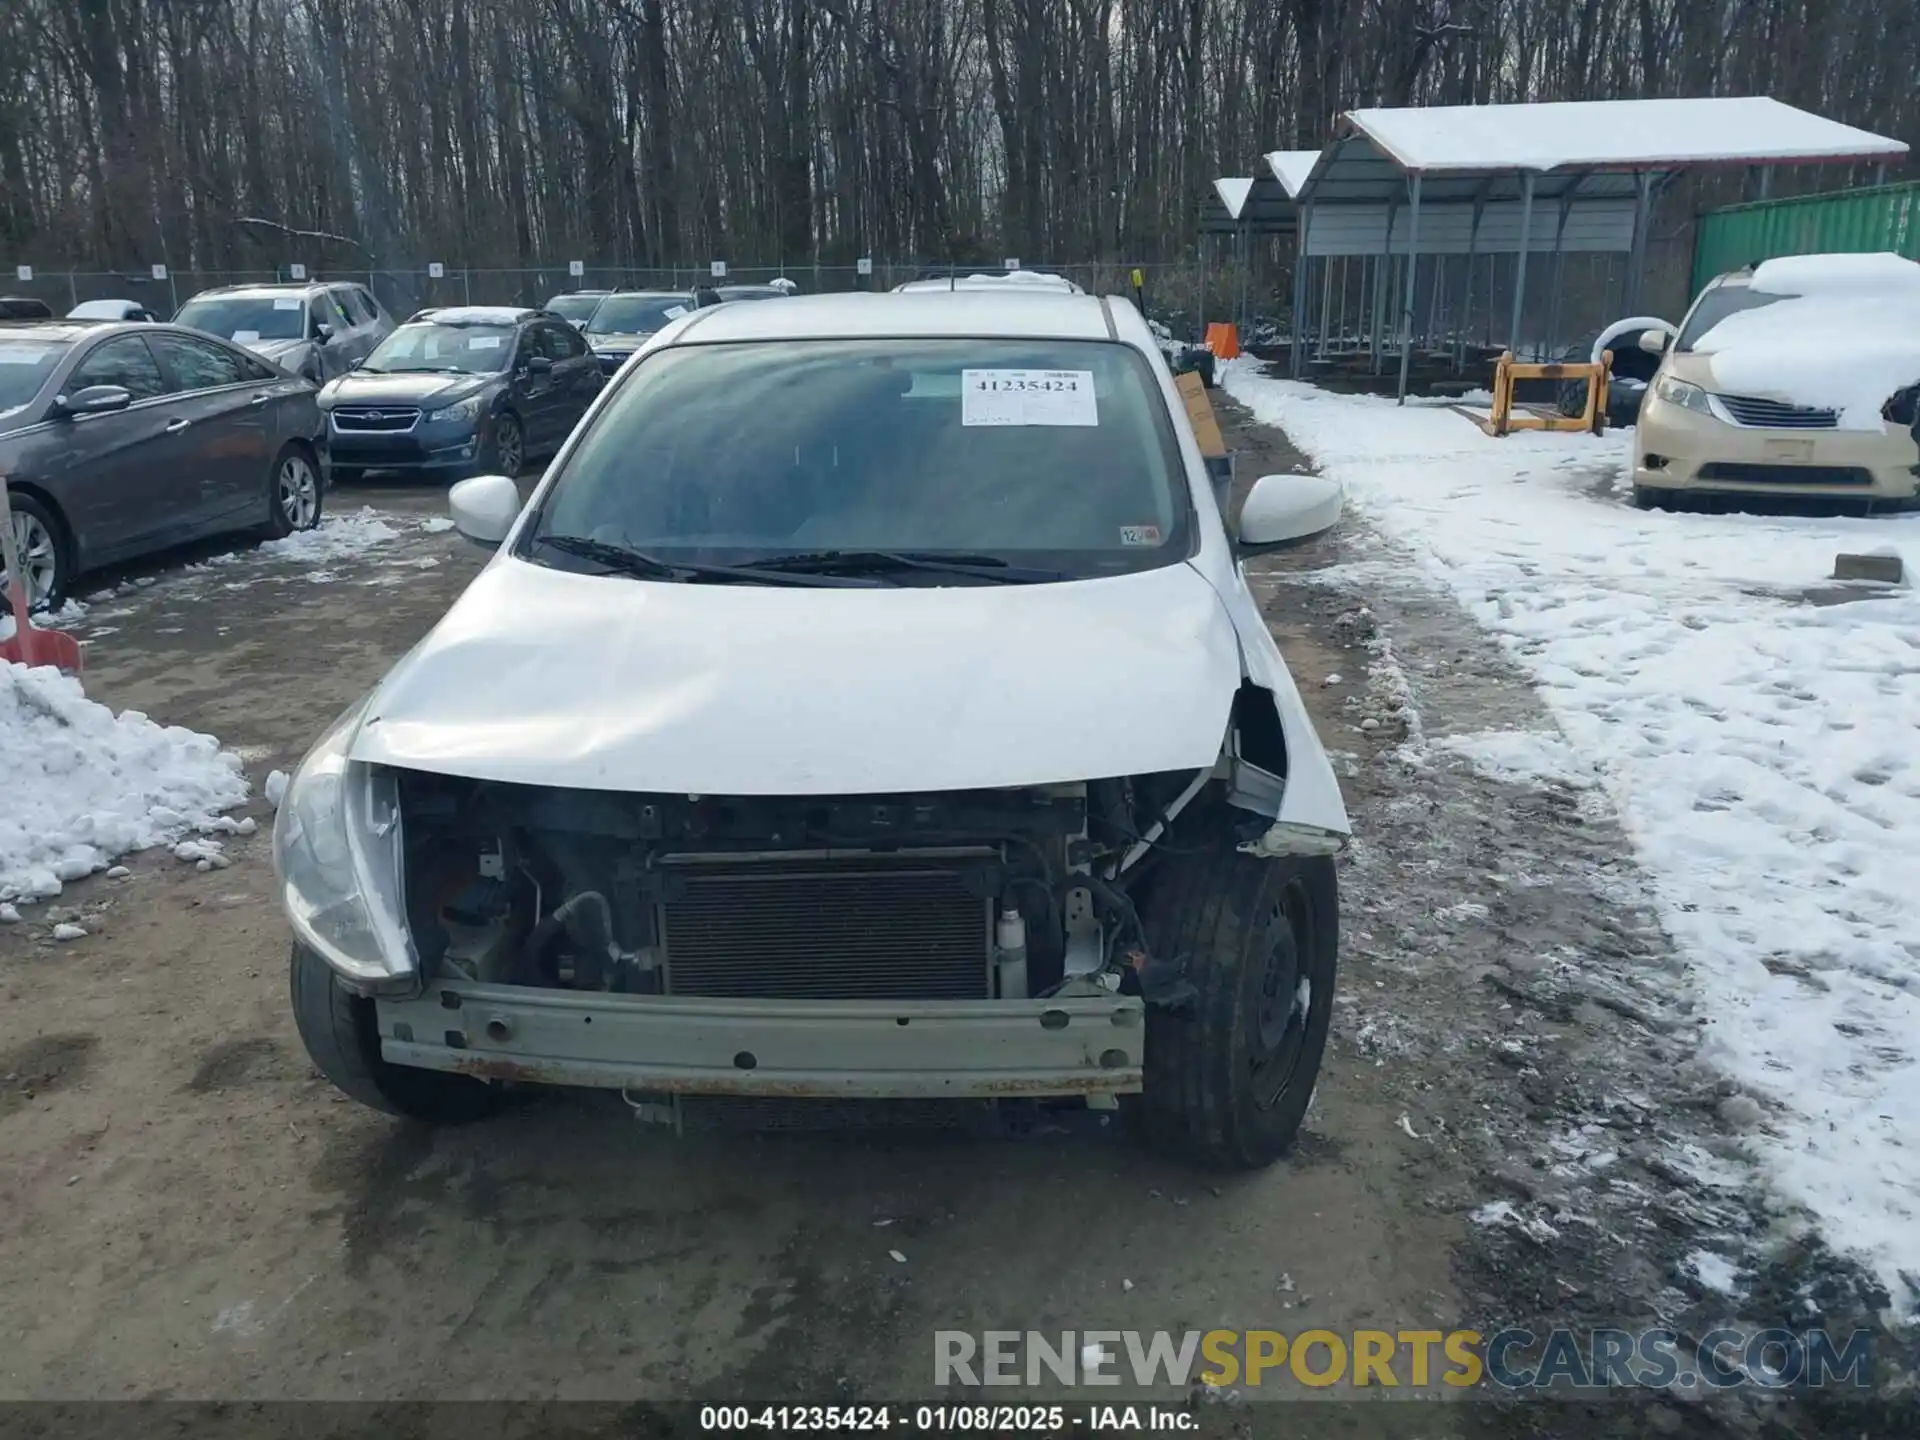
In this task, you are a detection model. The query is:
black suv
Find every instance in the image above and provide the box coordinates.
[584,288,723,375]
[316,306,603,481]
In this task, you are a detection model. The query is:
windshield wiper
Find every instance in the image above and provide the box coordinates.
[737,549,1067,583]
[529,534,874,587]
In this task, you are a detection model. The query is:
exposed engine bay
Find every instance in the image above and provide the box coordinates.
[395,767,1271,1009]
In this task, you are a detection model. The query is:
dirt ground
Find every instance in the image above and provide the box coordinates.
[0,420,1891,1434]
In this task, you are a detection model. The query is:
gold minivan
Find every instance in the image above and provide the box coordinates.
[1633,264,1920,509]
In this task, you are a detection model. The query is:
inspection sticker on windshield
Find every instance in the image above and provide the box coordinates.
[961,369,1098,427]
[663,305,688,320]
[467,335,502,349]
[1119,524,1162,547]
[273,297,302,310]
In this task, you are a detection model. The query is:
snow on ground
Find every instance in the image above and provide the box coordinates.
[255,505,401,563]
[0,661,248,905]
[1226,363,1920,1309]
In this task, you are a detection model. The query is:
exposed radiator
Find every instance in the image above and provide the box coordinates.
[659,854,993,1000]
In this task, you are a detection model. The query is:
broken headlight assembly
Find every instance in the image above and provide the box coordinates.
[272,698,418,990]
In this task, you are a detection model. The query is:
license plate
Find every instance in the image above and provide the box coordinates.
[1762,438,1814,463]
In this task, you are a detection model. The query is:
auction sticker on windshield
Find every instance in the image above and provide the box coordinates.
[962,369,1098,427]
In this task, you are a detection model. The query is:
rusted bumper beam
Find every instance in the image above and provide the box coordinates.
[377,984,1145,1099]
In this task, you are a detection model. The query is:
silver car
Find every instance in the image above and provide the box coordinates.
[173,281,393,385]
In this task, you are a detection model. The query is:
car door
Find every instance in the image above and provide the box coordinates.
[311,290,358,380]
[146,331,279,531]
[334,286,380,366]
[50,334,205,563]
[541,320,601,438]
[509,324,563,449]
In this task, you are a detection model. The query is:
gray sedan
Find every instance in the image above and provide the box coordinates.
[0,321,326,610]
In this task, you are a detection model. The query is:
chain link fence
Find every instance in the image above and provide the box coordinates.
[5,258,1261,343]
[7,239,1690,391]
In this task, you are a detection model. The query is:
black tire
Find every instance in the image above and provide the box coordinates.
[1134,839,1339,1170]
[1,490,70,613]
[263,443,324,538]
[289,944,501,1123]
[1632,485,1671,511]
[489,412,525,478]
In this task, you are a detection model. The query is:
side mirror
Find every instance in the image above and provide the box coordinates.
[52,384,134,418]
[525,355,553,375]
[314,322,333,341]
[1638,330,1670,356]
[447,473,522,546]
[1237,473,1344,554]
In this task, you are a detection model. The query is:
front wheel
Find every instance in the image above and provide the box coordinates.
[1632,485,1672,511]
[489,413,525,478]
[289,944,501,1123]
[1134,840,1339,1170]
[264,445,324,537]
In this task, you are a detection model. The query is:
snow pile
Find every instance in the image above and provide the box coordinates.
[0,661,249,903]
[1695,252,1920,429]
[1226,365,1920,1307]
[257,506,400,564]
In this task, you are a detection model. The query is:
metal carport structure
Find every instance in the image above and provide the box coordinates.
[1275,97,1907,399]
[1197,169,1303,337]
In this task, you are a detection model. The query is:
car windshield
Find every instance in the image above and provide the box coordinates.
[545,295,603,324]
[174,294,307,343]
[587,295,689,337]
[524,338,1190,583]
[1676,283,1791,351]
[0,339,68,416]
[363,323,515,374]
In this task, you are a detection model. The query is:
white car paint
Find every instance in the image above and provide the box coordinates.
[345,292,1351,838]
[66,299,155,322]
[354,562,1247,795]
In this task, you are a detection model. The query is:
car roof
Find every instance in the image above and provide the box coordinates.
[601,289,695,300]
[186,281,345,299]
[410,305,539,326]
[673,291,1118,344]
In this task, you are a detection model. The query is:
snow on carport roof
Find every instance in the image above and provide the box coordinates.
[1263,150,1320,198]
[1201,173,1299,235]
[1213,177,1254,219]
[1336,96,1905,182]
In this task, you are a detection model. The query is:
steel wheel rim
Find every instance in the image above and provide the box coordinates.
[279,456,319,529]
[1248,876,1317,1110]
[497,421,522,475]
[6,512,58,609]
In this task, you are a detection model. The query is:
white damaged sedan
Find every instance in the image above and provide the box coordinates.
[275,290,1350,1168]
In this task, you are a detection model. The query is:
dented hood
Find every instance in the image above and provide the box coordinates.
[351,556,1246,794]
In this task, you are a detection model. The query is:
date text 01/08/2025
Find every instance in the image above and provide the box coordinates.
[700,1403,1198,1432]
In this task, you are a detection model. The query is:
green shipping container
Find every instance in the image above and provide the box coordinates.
[1691,181,1920,297]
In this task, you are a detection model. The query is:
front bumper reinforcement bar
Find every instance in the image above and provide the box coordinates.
[377,984,1146,1099]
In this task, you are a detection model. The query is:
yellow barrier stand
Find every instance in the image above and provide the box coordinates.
[1480,350,1613,437]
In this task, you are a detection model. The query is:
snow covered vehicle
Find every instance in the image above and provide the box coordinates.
[1633,253,1920,508]
[275,290,1350,1168]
